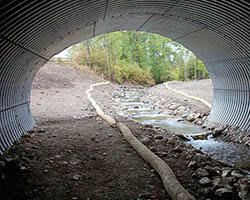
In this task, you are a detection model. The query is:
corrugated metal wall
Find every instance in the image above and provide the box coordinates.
[0,0,249,153]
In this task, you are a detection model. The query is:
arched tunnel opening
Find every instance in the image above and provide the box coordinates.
[0,1,250,199]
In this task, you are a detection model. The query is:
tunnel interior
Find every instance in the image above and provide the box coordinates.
[0,0,249,153]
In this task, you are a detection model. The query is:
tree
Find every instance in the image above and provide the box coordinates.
[68,31,209,84]
[103,34,111,80]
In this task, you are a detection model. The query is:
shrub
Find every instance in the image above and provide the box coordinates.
[111,63,155,86]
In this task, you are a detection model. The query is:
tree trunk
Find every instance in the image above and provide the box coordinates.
[184,61,187,81]
[194,57,198,80]
[132,31,140,66]
[86,39,91,67]
[115,47,118,65]
[103,34,111,81]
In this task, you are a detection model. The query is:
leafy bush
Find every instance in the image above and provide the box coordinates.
[111,63,155,85]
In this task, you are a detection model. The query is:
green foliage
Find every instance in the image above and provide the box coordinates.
[69,31,209,85]
[111,63,155,85]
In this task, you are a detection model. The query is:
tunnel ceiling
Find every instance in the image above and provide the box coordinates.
[0,0,249,153]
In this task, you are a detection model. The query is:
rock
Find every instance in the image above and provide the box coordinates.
[173,145,182,153]
[161,152,167,157]
[231,170,244,178]
[224,177,235,185]
[215,188,234,197]
[141,137,151,145]
[238,178,250,200]
[195,120,203,126]
[141,137,151,144]
[175,134,190,141]
[138,193,153,198]
[37,128,46,133]
[182,112,189,119]
[68,150,73,154]
[222,169,231,178]
[203,112,209,116]
[89,155,97,160]
[177,106,186,111]
[186,113,196,122]
[199,177,212,185]
[54,155,60,159]
[73,175,82,181]
[214,126,226,133]
[169,104,179,110]
[20,166,28,172]
[144,124,153,128]
[22,133,32,138]
[167,137,176,145]
[31,145,39,150]
[212,127,226,137]
[194,113,201,120]
[201,124,207,129]
[154,135,163,140]
[205,166,220,176]
[202,116,207,122]
[102,153,107,156]
[173,110,179,115]
[212,177,233,190]
[188,161,198,169]
[149,147,157,152]
[195,168,210,177]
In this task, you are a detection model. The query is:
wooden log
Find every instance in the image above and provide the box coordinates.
[118,122,195,200]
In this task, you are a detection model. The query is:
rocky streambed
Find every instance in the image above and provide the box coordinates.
[112,85,250,200]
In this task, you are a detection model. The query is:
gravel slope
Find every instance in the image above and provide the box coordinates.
[169,79,213,105]
[31,64,105,122]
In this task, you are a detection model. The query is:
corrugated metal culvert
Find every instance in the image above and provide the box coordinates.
[0,0,249,153]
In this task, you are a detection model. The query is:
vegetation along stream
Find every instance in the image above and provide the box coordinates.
[116,88,250,173]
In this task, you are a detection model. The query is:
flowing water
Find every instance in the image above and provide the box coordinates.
[117,89,250,171]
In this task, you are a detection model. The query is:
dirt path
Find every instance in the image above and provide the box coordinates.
[0,64,247,200]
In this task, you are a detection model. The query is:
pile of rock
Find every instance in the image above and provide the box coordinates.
[219,127,250,147]
[199,125,250,147]
[166,103,209,126]
[189,161,250,200]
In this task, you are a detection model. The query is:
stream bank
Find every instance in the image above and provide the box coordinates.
[92,83,250,200]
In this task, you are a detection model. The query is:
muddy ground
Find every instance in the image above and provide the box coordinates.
[0,64,248,200]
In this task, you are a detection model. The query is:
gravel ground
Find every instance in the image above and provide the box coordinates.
[169,79,213,104]
[31,64,104,122]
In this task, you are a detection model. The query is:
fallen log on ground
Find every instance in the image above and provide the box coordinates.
[117,122,195,200]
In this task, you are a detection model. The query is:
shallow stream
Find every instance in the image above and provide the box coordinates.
[117,89,250,171]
